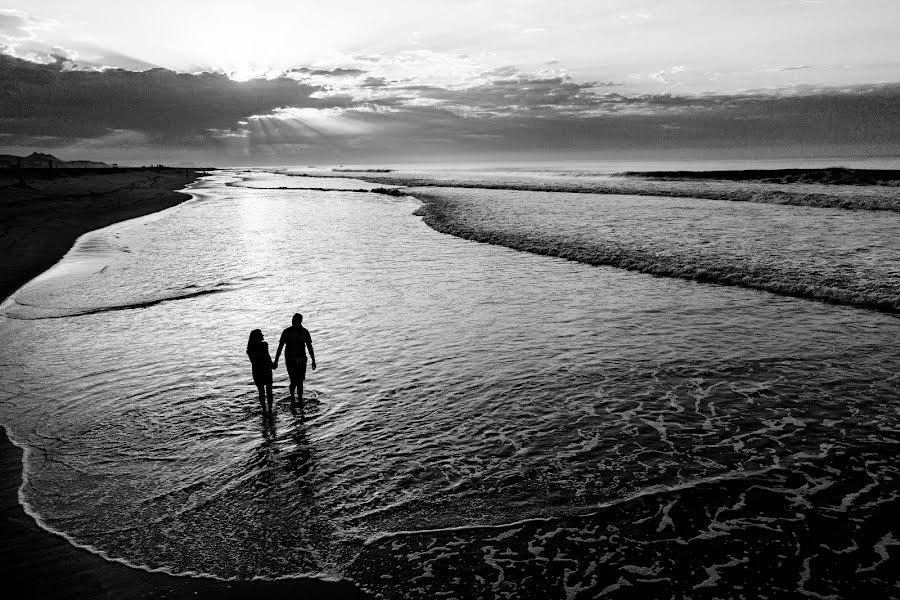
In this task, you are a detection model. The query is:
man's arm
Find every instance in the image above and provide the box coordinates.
[306,331,316,369]
[273,331,286,365]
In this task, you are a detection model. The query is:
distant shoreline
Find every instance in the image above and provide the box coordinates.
[0,167,370,599]
[281,166,900,212]
[615,167,900,186]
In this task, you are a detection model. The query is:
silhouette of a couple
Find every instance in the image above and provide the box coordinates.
[246,313,316,414]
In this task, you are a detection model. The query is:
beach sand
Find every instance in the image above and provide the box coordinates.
[1,168,202,300]
[0,168,370,599]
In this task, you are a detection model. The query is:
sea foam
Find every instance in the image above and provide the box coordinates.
[412,187,900,313]
[287,169,900,212]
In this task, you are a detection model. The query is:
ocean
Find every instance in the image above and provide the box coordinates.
[1,163,898,598]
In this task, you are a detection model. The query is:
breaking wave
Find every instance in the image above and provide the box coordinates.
[413,188,900,313]
[618,166,900,186]
[349,446,898,599]
[286,169,900,212]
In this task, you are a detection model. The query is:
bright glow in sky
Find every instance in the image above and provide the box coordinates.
[4,0,899,91]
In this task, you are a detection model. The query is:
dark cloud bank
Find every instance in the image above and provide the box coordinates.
[1,54,898,164]
[0,55,321,146]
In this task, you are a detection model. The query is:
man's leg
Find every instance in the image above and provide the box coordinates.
[296,359,307,405]
[286,361,297,401]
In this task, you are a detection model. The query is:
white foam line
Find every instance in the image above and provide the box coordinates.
[656,498,678,533]
[0,173,218,314]
[693,555,749,590]
[798,555,840,599]
[856,532,899,573]
[845,480,882,510]
[1,423,349,585]
[363,464,786,546]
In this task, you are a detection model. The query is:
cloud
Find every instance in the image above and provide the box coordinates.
[420,76,594,116]
[0,54,325,147]
[758,64,814,73]
[0,9,71,64]
[49,45,78,62]
[3,49,899,164]
[483,65,521,78]
[617,12,652,22]
[359,76,390,88]
[354,70,706,119]
[0,9,161,72]
[337,80,900,157]
[0,9,44,42]
[650,65,687,85]
[291,67,366,77]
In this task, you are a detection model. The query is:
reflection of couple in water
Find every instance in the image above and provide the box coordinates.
[246,313,317,415]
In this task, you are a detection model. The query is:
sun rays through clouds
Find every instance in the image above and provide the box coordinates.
[1,0,899,164]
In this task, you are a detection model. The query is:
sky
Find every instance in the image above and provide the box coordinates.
[1,0,899,165]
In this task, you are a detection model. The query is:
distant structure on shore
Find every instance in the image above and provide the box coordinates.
[0,152,111,169]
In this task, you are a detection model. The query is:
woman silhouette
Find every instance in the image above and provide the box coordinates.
[246,329,276,414]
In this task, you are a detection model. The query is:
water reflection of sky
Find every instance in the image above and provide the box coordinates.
[0,170,897,587]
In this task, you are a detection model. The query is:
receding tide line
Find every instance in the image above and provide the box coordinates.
[276,170,900,213]
[411,192,900,315]
[358,464,785,548]
[1,288,233,320]
[225,180,407,196]
[1,421,350,584]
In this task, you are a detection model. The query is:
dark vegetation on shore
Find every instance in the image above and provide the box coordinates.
[0,151,110,169]
[617,167,900,186]
[1,165,210,181]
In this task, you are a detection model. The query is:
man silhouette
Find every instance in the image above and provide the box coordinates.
[273,313,316,408]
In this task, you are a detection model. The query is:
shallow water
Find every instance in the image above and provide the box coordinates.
[0,168,898,596]
[413,186,900,311]
[288,162,900,213]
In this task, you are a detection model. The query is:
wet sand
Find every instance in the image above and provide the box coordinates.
[0,168,370,599]
[1,168,203,300]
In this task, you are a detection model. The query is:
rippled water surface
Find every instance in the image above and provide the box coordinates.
[0,169,898,597]
[413,186,900,311]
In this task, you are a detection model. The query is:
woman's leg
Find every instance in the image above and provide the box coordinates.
[255,382,267,412]
[265,383,274,413]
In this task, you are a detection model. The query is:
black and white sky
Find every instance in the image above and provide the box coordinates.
[1,0,898,165]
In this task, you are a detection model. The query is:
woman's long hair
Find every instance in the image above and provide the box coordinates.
[247,329,263,355]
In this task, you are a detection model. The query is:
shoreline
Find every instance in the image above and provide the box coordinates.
[615,166,900,186]
[0,168,204,301]
[411,189,900,315]
[0,168,370,599]
[279,168,900,212]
